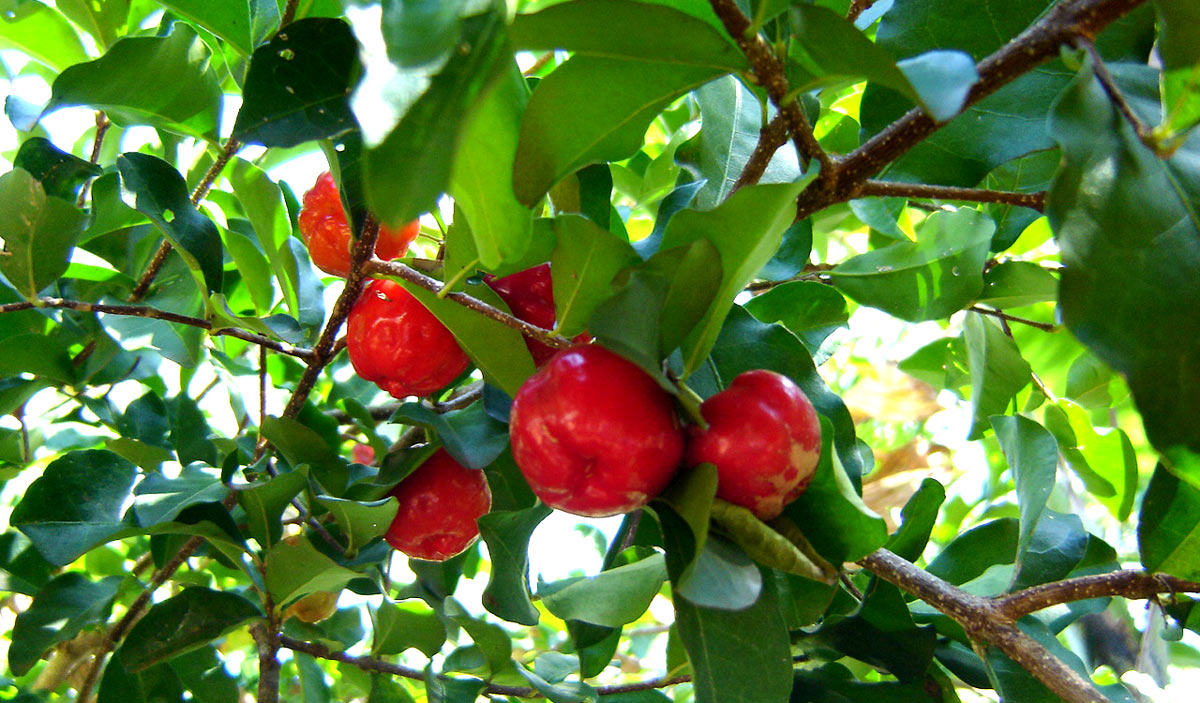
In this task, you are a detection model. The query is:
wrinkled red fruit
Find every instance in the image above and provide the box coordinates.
[509,345,685,517]
[384,449,491,561]
[484,263,590,366]
[299,171,420,277]
[347,279,470,399]
[687,370,821,520]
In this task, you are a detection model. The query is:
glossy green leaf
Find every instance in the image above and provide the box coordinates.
[1139,463,1200,580]
[228,159,304,319]
[811,580,937,682]
[315,496,398,555]
[963,313,1032,439]
[510,0,746,71]
[829,208,993,322]
[885,478,946,562]
[10,450,137,566]
[655,463,718,585]
[119,587,262,672]
[0,1,88,71]
[1155,0,1200,143]
[389,401,508,470]
[443,598,514,676]
[372,600,446,657]
[233,18,359,147]
[1010,510,1090,591]
[676,533,762,610]
[982,149,1059,251]
[14,137,102,201]
[1043,400,1137,519]
[926,519,1018,587]
[261,415,347,491]
[1047,62,1200,462]
[514,56,724,206]
[159,0,279,56]
[976,261,1058,309]
[265,536,362,610]
[991,415,1058,572]
[744,281,848,357]
[0,169,86,299]
[478,502,552,626]
[236,469,307,548]
[550,215,641,337]
[117,153,224,294]
[167,645,240,703]
[688,76,801,209]
[45,24,222,140]
[0,532,54,597]
[55,0,129,49]
[540,553,667,627]
[8,572,122,675]
[134,465,229,527]
[362,10,509,226]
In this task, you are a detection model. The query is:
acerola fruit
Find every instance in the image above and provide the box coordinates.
[384,448,491,561]
[686,370,821,520]
[299,171,420,277]
[347,278,470,398]
[484,263,589,366]
[509,345,685,517]
[283,591,339,623]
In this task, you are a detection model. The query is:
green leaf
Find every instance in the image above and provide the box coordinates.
[1044,400,1137,520]
[0,169,86,299]
[654,463,718,585]
[710,500,835,583]
[687,76,801,209]
[45,23,222,140]
[265,536,362,610]
[167,645,240,703]
[10,450,137,566]
[395,279,535,397]
[963,313,1032,439]
[233,18,358,147]
[1139,463,1200,580]
[119,587,262,672]
[450,62,534,270]
[662,181,812,375]
[0,532,54,597]
[518,665,597,703]
[1155,0,1200,143]
[14,137,102,201]
[237,469,308,548]
[926,519,1018,587]
[540,553,667,627]
[792,664,943,703]
[550,215,641,337]
[443,598,514,676]
[478,502,552,626]
[159,0,279,56]
[372,600,446,657]
[885,478,946,562]
[315,496,398,555]
[510,0,746,71]
[228,159,304,319]
[389,401,509,470]
[134,464,229,527]
[55,0,129,49]
[1047,62,1200,461]
[977,261,1058,309]
[514,56,725,206]
[0,0,89,71]
[8,572,122,676]
[676,533,761,610]
[829,208,994,322]
[1010,510,1090,591]
[117,153,224,294]
[260,415,348,492]
[810,581,937,682]
[362,10,509,226]
[982,150,1059,251]
[671,565,792,703]
[787,5,977,122]
[744,281,848,358]
[991,415,1058,573]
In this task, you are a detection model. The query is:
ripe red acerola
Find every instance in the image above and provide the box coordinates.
[384,449,491,561]
[484,263,589,366]
[687,370,821,520]
[509,345,685,517]
[298,171,420,277]
[346,279,470,398]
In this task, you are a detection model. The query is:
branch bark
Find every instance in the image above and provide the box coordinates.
[855,180,1046,211]
[999,570,1200,620]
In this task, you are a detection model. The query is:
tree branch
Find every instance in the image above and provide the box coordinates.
[280,0,300,26]
[846,0,876,23]
[998,570,1200,621]
[967,306,1058,332]
[732,114,791,193]
[1075,37,1166,155]
[856,180,1046,211]
[76,112,111,208]
[859,549,1108,703]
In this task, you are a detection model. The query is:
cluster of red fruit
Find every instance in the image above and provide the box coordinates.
[300,173,823,564]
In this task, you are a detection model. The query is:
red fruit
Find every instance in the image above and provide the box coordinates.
[687,370,821,520]
[298,171,420,277]
[484,263,590,366]
[509,345,685,517]
[384,449,491,561]
[351,443,375,465]
[347,279,470,398]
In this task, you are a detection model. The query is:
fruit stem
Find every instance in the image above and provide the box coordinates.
[674,381,707,429]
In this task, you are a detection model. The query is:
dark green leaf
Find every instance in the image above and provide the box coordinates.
[550,215,641,337]
[517,665,597,703]
[991,415,1058,572]
[540,553,667,627]
[0,0,90,71]
[45,24,222,140]
[829,208,993,322]
[812,580,937,682]
[676,533,761,610]
[389,401,508,470]
[315,496,398,555]
[963,312,1032,439]
[236,469,308,548]
[134,465,229,527]
[926,519,1017,587]
[372,600,446,657]
[885,478,946,562]
[9,572,122,675]
[167,645,240,703]
[655,463,718,585]
[977,261,1058,309]
[10,450,137,566]
[117,153,224,294]
[261,415,348,492]
[1010,510,1090,591]
[119,587,261,671]
[14,137,102,200]
[265,536,362,610]
[443,598,514,676]
[1155,0,1200,143]
[744,281,848,358]
[228,159,305,320]
[0,532,54,596]
[233,18,357,147]
[791,664,943,703]
[97,656,185,703]
[0,168,86,299]
[1139,463,1200,580]
[159,0,278,56]
[169,394,219,467]
[982,150,1059,251]
[478,502,552,626]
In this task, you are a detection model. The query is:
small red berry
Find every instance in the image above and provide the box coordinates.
[484,263,590,366]
[351,443,375,465]
[298,171,420,277]
[384,449,491,561]
[346,279,470,399]
[686,370,821,520]
[509,345,685,517]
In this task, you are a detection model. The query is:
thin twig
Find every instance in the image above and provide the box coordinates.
[968,306,1057,332]
[0,298,316,360]
[998,570,1200,621]
[76,112,111,207]
[280,0,300,26]
[522,51,555,76]
[1075,38,1163,155]
[856,181,1046,211]
[846,0,876,23]
[732,114,791,193]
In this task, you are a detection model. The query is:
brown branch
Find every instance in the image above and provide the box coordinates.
[859,549,1108,703]
[796,0,1151,219]
[253,587,282,703]
[280,0,300,26]
[846,0,876,23]
[1075,38,1165,155]
[856,181,1046,211]
[998,570,1200,621]
[278,635,691,698]
[76,112,111,207]
[0,298,316,360]
[363,259,572,352]
[968,306,1058,332]
[732,114,791,194]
